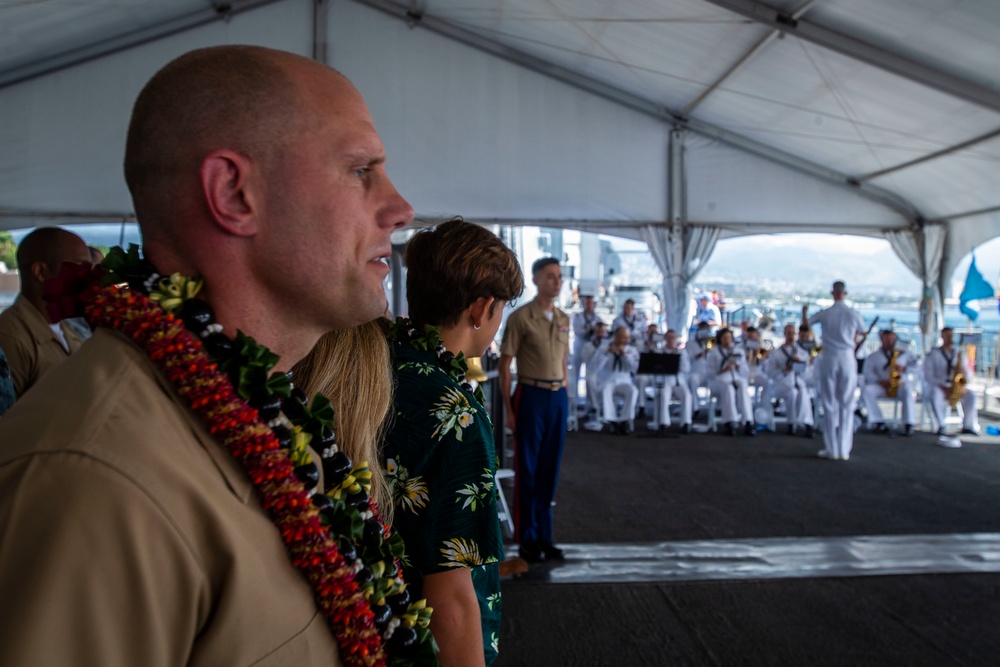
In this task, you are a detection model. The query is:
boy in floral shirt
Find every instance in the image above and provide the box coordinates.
[384,219,523,666]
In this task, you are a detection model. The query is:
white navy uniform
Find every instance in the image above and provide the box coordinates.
[923,346,979,432]
[571,309,603,391]
[612,311,648,345]
[687,338,713,403]
[862,346,917,427]
[796,341,819,390]
[591,343,640,424]
[806,302,866,460]
[764,343,814,429]
[581,335,610,414]
[634,330,664,413]
[648,346,693,428]
[740,341,771,398]
[706,345,753,425]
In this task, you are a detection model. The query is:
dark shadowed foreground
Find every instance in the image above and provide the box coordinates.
[495,422,1000,667]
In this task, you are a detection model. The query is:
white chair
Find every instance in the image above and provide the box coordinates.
[706,395,720,433]
[494,468,515,538]
[919,379,963,433]
[566,368,579,432]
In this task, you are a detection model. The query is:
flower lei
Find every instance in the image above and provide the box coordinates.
[388,317,487,408]
[45,247,438,667]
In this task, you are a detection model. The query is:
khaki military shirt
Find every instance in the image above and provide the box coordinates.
[0,329,343,667]
[500,298,570,381]
[0,294,84,397]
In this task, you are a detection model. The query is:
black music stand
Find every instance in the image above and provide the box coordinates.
[638,352,680,376]
[637,353,681,437]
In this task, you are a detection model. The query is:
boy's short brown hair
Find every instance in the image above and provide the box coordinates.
[404,218,524,328]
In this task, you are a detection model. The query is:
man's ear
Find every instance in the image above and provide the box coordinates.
[29,260,49,284]
[200,150,260,237]
[468,296,495,328]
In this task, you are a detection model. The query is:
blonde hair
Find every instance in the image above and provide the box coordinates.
[293,320,393,520]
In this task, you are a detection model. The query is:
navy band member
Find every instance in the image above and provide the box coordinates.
[861,329,917,436]
[922,327,980,435]
[706,328,755,437]
[764,323,814,437]
[802,281,866,460]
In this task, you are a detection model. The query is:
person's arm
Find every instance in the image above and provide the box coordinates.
[562,353,569,386]
[498,353,515,431]
[624,348,639,374]
[421,568,486,667]
[0,330,32,397]
[923,353,942,389]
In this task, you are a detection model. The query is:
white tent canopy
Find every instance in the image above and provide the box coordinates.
[2,0,1000,342]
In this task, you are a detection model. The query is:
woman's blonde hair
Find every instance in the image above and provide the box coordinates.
[292,319,393,520]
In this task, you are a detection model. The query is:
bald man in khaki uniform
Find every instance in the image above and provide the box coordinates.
[0,46,414,665]
[499,257,570,563]
[0,227,90,397]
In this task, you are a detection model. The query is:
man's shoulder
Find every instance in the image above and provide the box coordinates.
[0,329,178,462]
[1,326,253,502]
[507,302,534,322]
[0,297,34,337]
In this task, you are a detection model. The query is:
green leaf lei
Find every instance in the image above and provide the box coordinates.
[100,246,439,667]
[388,317,487,407]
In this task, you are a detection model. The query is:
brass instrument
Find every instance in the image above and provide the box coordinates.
[705,338,715,350]
[886,348,902,399]
[809,345,822,360]
[465,356,489,382]
[947,350,967,409]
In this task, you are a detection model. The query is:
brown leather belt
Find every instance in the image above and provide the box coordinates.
[518,378,565,391]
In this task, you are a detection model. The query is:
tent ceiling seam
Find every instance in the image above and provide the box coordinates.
[858,127,1000,183]
[701,0,1000,113]
[0,0,287,91]
[797,38,885,172]
[682,0,817,115]
[354,0,923,225]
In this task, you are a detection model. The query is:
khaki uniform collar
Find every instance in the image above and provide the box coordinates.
[12,294,83,351]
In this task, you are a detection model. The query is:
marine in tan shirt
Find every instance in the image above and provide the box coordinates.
[0,45,414,665]
[0,330,342,665]
[0,227,90,397]
[498,257,570,563]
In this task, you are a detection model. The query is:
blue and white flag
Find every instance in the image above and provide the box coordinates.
[959,255,994,321]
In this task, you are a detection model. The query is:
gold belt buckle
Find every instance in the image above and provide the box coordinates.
[548,381,561,390]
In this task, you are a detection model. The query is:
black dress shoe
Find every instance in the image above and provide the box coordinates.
[936,427,945,436]
[903,424,913,437]
[680,423,692,434]
[787,424,795,435]
[803,424,814,439]
[518,541,543,563]
[540,541,565,561]
[727,422,738,437]
[744,422,757,437]
[873,422,888,434]
[961,427,982,436]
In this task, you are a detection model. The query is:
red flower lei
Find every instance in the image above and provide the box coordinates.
[80,280,387,666]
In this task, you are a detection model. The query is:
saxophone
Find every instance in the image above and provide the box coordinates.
[947,350,966,409]
[886,348,902,399]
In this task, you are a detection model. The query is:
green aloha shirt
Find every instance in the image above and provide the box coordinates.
[385,335,503,665]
